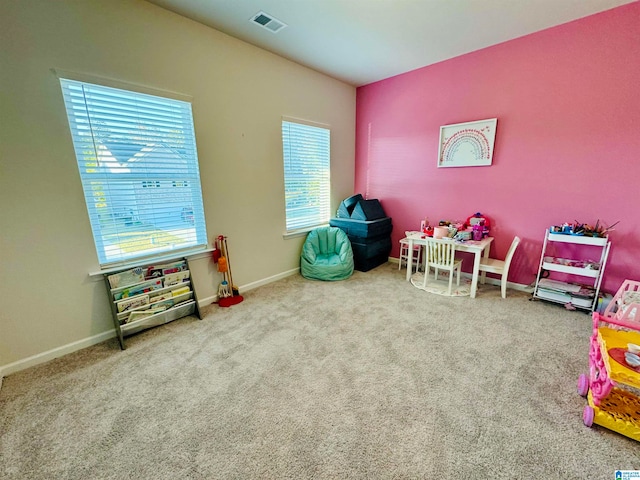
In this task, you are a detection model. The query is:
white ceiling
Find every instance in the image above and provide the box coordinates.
[145,0,634,86]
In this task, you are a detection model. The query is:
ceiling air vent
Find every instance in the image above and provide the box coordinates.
[250,11,287,33]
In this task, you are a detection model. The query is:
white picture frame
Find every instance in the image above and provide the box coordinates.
[437,118,497,168]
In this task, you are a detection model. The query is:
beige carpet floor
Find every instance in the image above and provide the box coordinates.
[1,262,639,479]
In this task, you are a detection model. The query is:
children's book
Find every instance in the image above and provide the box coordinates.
[144,266,164,280]
[117,294,149,313]
[114,279,163,300]
[126,307,167,323]
[152,298,174,310]
[172,300,193,309]
[108,267,144,289]
[149,292,172,304]
[161,261,188,275]
[171,286,191,298]
[164,270,190,287]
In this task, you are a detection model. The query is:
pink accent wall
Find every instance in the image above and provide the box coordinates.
[355,3,640,294]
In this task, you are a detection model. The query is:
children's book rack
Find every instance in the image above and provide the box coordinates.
[103,255,201,349]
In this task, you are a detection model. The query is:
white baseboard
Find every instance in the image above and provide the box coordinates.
[0,268,300,378]
[239,267,300,293]
[198,295,217,308]
[198,268,298,306]
[0,329,117,378]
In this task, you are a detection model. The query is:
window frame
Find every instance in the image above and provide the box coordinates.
[281,117,331,236]
[56,70,208,267]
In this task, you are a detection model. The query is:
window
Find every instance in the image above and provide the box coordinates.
[59,77,207,266]
[282,119,330,232]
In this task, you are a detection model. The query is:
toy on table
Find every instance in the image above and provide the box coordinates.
[420,218,434,237]
[420,215,490,241]
[453,230,472,242]
[466,212,491,239]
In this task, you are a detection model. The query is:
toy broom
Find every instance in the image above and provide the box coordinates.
[216,235,243,307]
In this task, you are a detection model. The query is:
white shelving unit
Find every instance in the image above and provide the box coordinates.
[533,229,611,312]
[104,256,201,349]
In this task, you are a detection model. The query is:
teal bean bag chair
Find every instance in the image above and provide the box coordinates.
[301,227,354,281]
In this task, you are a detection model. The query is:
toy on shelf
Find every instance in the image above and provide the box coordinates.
[551,219,619,238]
[577,280,640,442]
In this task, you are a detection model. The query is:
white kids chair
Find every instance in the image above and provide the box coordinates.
[478,236,521,298]
[398,232,422,273]
[422,237,462,296]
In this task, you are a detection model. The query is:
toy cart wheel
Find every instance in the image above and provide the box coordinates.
[583,406,594,427]
[577,374,589,397]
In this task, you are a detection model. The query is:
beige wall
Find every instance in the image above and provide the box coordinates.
[0,0,356,371]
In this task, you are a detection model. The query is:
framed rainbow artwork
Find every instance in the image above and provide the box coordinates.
[437,118,497,168]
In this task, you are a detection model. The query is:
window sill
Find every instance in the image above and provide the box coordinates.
[89,247,214,277]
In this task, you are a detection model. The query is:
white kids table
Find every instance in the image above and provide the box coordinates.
[405,232,494,298]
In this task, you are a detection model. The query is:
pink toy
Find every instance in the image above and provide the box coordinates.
[577,280,640,442]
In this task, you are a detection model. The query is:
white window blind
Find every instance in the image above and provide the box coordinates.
[59,78,207,266]
[282,120,330,232]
